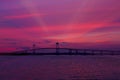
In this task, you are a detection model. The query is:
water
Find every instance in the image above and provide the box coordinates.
[0,55,120,80]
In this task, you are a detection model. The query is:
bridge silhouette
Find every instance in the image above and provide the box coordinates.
[1,42,119,55]
[11,47,120,55]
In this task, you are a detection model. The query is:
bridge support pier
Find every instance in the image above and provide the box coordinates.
[56,42,59,54]
[75,50,78,54]
[69,49,72,53]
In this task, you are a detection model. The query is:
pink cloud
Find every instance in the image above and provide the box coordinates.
[4,13,45,19]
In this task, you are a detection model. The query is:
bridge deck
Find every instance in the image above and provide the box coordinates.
[5,48,119,55]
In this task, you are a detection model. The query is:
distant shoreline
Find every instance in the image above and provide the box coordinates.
[0,52,120,56]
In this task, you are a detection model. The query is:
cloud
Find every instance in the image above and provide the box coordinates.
[1,0,120,28]
[4,13,44,19]
[88,26,120,34]
[113,18,120,23]
[0,18,39,28]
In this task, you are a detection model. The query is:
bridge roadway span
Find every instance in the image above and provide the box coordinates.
[9,48,120,55]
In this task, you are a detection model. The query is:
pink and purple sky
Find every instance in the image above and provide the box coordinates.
[0,0,120,52]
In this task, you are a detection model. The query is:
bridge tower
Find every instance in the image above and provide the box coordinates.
[33,44,36,54]
[56,42,59,54]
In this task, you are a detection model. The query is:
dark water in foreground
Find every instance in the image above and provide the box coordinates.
[0,55,120,80]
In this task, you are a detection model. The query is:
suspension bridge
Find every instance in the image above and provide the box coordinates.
[11,47,120,55]
[1,42,120,55]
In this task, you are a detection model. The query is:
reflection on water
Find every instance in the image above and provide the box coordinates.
[0,55,120,80]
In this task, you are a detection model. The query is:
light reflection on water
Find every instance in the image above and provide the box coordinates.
[0,55,120,80]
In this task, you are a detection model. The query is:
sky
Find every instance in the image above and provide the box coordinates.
[0,0,120,52]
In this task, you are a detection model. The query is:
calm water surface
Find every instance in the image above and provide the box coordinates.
[0,55,120,80]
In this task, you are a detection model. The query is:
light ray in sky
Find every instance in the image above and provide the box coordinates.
[20,0,49,35]
[66,0,89,30]
[47,0,92,40]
